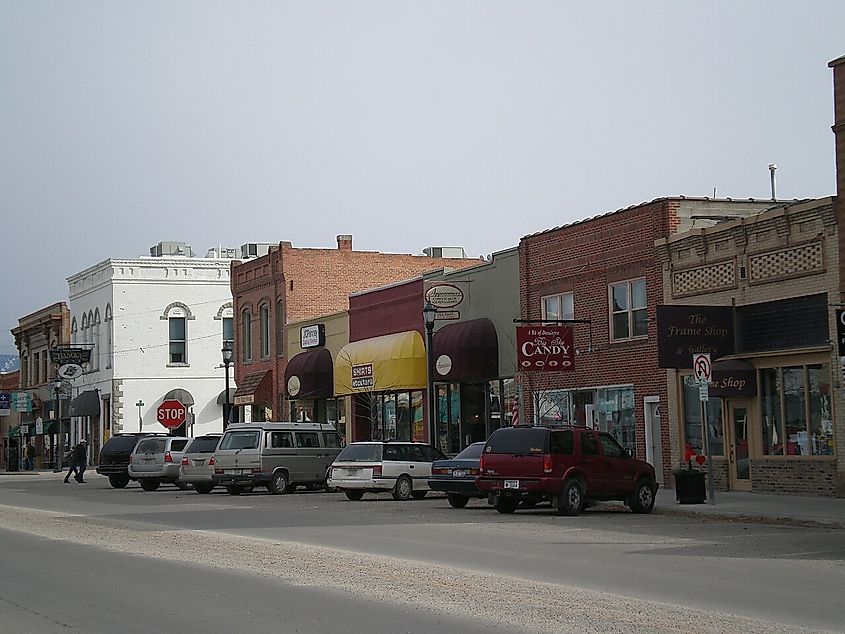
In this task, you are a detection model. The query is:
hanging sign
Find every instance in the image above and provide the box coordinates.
[49,348,91,366]
[656,305,733,368]
[0,393,10,416]
[516,326,575,372]
[351,363,374,389]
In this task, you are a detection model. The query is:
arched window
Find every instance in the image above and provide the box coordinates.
[160,302,193,365]
[104,304,113,369]
[242,309,252,362]
[260,304,270,358]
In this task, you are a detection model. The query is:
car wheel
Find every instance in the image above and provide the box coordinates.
[344,490,365,501]
[194,484,214,494]
[629,479,656,514]
[556,479,583,516]
[140,479,160,492]
[410,490,427,500]
[226,485,243,496]
[447,493,469,508]
[268,470,289,495]
[392,475,413,501]
[495,495,519,514]
[108,475,129,489]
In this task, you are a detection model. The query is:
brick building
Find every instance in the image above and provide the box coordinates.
[657,198,841,495]
[519,198,777,485]
[10,302,71,469]
[230,235,480,421]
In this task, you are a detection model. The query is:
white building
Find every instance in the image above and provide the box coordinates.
[66,241,248,451]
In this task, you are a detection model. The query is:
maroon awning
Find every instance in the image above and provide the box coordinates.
[285,348,334,399]
[432,318,498,382]
[709,359,756,397]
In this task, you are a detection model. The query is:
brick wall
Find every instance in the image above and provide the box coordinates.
[751,458,836,496]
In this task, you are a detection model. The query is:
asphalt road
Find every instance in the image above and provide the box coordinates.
[1,474,844,633]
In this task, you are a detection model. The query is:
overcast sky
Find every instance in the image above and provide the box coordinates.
[1,1,843,356]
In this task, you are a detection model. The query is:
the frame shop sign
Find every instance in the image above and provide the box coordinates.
[656,305,734,369]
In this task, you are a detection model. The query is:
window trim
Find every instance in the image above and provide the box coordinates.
[259,304,270,359]
[608,278,648,342]
[541,292,574,324]
[242,310,252,362]
[168,316,188,366]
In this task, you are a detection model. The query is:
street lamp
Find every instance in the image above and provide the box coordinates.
[422,302,438,448]
[52,379,63,472]
[222,342,233,430]
[136,400,144,433]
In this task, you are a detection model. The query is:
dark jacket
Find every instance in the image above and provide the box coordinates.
[72,444,88,468]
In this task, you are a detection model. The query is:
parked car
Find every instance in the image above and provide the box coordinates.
[428,442,487,508]
[179,434,222,494]
[128,436,191,491]
[97,432,168,489]
[212,422,343,495]
[329,441,447,501]
[476,426,658,515]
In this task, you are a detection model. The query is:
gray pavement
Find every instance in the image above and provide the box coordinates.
[5,469,845,528]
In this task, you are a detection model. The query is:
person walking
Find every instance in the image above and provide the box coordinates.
[25,441,36,470]
[64,442,79,483]
[73,440,89,483]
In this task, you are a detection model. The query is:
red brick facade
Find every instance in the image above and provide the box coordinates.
[231,236,479,419]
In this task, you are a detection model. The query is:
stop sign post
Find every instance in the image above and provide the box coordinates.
[157,399,187,430]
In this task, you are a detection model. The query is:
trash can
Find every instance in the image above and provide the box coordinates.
[674,469,706,504]
[8,449,19,472]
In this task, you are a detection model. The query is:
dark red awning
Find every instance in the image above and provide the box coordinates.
[285,348,334,399]
[432,318,498,382]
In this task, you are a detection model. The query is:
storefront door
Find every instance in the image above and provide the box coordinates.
[460,383,486,447]
[727,400,752,491]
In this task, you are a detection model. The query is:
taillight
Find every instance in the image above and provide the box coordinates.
[208,456,215,466]
[432,467,449,475]
[181,456,189,466]
[372,465,383,477]
[479,454,485,472]
[467,467,480,476]
[164,451,173,463]
[543,455,552,474]
[128,454,133,464]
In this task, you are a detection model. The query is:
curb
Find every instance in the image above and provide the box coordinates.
[655,505,845,530]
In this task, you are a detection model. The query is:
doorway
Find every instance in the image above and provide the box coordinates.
[460,383,486,447]
[643,397,663,485]
[727,400,752,491]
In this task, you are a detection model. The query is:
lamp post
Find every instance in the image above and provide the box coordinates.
[422,302,438,448]
[52,379,63,472]
[222,342,233,430]
[136,400,144,433]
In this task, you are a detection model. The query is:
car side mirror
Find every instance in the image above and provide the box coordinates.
[624,448,633,458]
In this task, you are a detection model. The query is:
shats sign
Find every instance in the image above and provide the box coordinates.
[351,363,374,389]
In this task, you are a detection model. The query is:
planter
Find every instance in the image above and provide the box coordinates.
[673,469,706,504]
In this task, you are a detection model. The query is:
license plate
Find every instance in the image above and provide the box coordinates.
[193,460,204,466]
[452,469,466,478]
[504,480,520,489]
[229,469,243,475]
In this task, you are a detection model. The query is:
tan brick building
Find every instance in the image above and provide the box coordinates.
[231,235,480,421]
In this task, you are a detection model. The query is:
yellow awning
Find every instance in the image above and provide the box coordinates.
[334,331,427,395]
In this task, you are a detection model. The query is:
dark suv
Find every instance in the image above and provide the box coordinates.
[476,426,658,516]
[96,433,168,488]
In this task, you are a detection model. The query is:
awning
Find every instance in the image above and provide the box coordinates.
[432,318,498,382]
[285,348,334,399]
[7,425,20,438]
[162,388,194,406]
[709,359,757,397]
[70,390,100,417]
[234,371,273,406]
[334,331,426,396]
[216,388,237,405]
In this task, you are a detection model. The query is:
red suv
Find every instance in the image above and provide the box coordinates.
[476,426,658,515]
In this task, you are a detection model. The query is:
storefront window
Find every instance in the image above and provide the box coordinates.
[595,387,636,454]
[411,391,424,442]
[682,376,724,456]
[761,364,834,456]
[436,383,460,455]
[396,392,410,441]
[326,398,347,439]
[536,389,572,426]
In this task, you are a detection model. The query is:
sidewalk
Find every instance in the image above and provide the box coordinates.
[655,487,845,529]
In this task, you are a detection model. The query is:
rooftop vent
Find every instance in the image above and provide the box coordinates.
[240,243,273,259]
[205,247,239,259]
[422,246,467,259]
[150,241,194,257]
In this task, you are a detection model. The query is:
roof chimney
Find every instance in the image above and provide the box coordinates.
[337,234,353,251]
[831,55,845,200]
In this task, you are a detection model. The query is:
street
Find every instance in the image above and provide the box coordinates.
[1,474,844,633]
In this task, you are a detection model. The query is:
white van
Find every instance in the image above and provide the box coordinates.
[212,422,343,495]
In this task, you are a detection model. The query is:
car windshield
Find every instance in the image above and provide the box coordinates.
[185,437,220,454]
[484,428,549,455]
[334,444,382,462]
[218,431,260,450]
[455,443,484,460]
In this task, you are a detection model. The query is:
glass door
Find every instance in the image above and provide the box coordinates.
[727,400,752,491]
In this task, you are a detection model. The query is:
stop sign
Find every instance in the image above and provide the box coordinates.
[157,399,187,429]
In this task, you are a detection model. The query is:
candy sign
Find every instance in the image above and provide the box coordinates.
[516,326,575,372]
